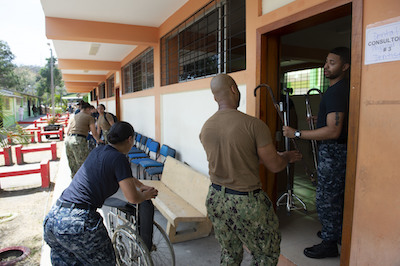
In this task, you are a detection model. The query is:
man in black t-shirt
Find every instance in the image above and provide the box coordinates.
[283,47,350,259]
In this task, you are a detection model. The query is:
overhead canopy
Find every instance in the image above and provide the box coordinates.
[40,0,189,93]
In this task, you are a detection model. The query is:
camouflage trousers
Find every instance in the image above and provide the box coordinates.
[87,134,97,152]
[102,130,109,144]
[316,143,347,242]
[65,135,89,177]
[43,200,115,265]
[206,186,281,266]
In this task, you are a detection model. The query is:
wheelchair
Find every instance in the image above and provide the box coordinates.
[104,197,175,266]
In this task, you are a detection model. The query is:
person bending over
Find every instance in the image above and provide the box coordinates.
[44,121,158,265]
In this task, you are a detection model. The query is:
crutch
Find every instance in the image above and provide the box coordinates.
[305,88,323,185]
[254,84,307,212]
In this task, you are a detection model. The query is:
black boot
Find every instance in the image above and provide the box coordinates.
[304,240,339,259]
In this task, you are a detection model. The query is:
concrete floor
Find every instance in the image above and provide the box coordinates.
[37,140,340,266]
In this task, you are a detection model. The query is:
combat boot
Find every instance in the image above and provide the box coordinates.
[304,240,339,259]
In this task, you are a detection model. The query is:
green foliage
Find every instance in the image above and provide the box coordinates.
[0,40,20,90]
[14,65,40,93]
[0,95,29,147]
[36,57,63,97]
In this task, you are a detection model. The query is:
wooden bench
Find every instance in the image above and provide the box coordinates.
[0,159,50,189]
[15,143,57,165]
[141,157,212,243]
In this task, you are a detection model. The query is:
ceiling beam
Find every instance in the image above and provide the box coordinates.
[46,17,159,45]
[66,87,95,93]
[64,81,99,87]
[58,59,120,71]
[62,74,106,82]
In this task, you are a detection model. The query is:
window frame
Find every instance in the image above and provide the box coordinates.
[160,0,246,86]
[122,48,154,94]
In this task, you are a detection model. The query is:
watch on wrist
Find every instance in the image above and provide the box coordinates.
[294,130,301,139]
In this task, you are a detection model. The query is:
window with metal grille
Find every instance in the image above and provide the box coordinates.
[161,0,246,86]
[122,48,154,94]
[99,82,106,99]
[107,75,115,97]
[283,68,329,95]
[91,88,97,101]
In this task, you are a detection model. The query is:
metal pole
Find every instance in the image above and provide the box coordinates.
[48,44,55,116]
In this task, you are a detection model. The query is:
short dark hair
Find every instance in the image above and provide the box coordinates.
[81,101,91,110]
[330,47,350,65]
[98,104,106,110]
[107,121,135,144]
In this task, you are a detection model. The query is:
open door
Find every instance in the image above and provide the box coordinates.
[258,2,361,265]
[115,87,120,120]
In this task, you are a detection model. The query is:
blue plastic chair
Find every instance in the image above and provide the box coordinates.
[128,135,146,154]
[131,140,160,178]
[128,138,152,159]
[140,145,176,179]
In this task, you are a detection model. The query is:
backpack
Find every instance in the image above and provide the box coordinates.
[104,112,118,124]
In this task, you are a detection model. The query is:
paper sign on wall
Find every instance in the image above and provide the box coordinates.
[365,18,400,65]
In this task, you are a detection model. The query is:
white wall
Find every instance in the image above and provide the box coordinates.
[105,100,116,115]
[262,0,295,15]
[122,96,156,139]
[161,85,246,175]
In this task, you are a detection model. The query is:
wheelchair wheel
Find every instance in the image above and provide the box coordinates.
[150,221,175,266]
[112,225,153,266]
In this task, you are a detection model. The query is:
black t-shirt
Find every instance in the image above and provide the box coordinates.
[316,79,350,141]
[60,145,132,208]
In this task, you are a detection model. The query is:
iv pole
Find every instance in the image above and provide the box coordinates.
[254,84,307,213]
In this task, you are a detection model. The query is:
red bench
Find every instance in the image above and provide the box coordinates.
[15,143,57,165]
[0,159,50,188]
[37,129,64,142]
[7,132,35,144]
[0,147,12,166]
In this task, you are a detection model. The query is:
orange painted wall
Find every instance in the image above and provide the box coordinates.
[349,0,400,265]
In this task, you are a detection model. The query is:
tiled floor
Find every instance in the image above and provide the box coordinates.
[277,173,340,266]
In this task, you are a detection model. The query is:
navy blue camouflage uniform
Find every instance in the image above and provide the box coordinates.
[316,79,349,242]
[44,145,134,265]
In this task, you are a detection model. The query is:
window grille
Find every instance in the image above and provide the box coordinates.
[99,82,106,99]
[91,88,97,101]
[107,75,115,97]
[122,48,154,94]
[283,68,329,95]
[161,0,246,86]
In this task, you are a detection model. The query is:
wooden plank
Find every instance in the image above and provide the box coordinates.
[141,180,206,226]
[341,0,363,265]
[160,157,211,216]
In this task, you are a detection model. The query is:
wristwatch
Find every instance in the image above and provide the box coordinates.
[294,130,301,139]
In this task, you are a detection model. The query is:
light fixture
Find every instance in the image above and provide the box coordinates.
[89,43,101,55]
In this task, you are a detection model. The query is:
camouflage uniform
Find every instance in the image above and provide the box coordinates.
[65,135,89,177]
[206,186,281,266]
[102,129,109,144]
[316,143,347,242]
[43,200,115,265]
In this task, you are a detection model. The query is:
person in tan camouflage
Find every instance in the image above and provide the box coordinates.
[97,104,114,144]
[65,101,103,177]
[200,74,302,265]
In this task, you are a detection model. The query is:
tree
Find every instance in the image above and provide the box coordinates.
[0,40,20,89]
[14,65,40,93]
[36,57,63,97]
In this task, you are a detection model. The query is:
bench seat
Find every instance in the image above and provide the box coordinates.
[141,157,212,243]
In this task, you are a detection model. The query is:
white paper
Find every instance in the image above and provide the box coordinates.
[365,20,400,65]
